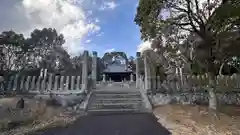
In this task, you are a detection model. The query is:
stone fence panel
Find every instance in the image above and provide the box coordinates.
[4,75,84,93]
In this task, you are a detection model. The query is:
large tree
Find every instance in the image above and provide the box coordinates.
[0,31,35,90]
[27,28,66,69]
[0,28,69,89]
[0,31,31,72]
[135,0,240,116]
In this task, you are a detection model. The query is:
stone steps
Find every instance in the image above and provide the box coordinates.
[93,93,141,98]
[94,93,141,96]
[89,103,141,110]
[94,99,142,103]
[87,108,140,112]
[87,91,145,114]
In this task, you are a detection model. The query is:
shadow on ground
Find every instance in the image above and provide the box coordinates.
[27,113,171,135]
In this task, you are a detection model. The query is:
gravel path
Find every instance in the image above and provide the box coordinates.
[28,113,171,135]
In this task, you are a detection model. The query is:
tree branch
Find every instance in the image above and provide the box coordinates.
[186,0,204,39]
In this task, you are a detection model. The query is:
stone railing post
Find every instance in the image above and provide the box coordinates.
[136,52,140,88]
[48,74,53,91]
[65,76,69,91]
[76,76,81,90]
[31,76,36,91]
[25,76,31,91]
[60,76,64,91]
[41,74,47,92]
[20,76,25,91]
[13,75,19,91]
[71,76,75,90]
[54,76,59,91]
[144,51,151,91]
[7,76,14,91]
[81,50,89,92]
[36,76,41,92]
[91,51,97,89]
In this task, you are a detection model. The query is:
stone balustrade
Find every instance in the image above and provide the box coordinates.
[0,50,99,95]
[6,75,85,94]
[138,73,240,92]
[182,73,240,91]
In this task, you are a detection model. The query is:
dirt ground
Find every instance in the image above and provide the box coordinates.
[0,96,84,135]
[153,104,240,135]
[2,96,240,135]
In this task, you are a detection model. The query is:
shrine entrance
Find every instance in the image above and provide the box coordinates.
[104,72,132,82]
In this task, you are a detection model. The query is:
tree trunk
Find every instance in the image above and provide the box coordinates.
[208,72,219,120]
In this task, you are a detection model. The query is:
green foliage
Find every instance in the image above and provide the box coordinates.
[128,56,136,71]
[0,31,28,71]
[27,28,65,57]
[135,0,240,73]
[0,28,67,73]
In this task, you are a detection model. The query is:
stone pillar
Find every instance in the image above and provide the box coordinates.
[7,76,14,91]
[102,74,106,82]
[54,76,59,90]
[144,52,151,91]
[136,52,140,88]
[71,76,75,90]
[81,51,89,91]
[60,76,64,91]
[36,76,41,91]
[48,74,53,91]
[13,75,19,91]
[31,76,36,90]
[157,76,161,89]
[76,76,81,90]
[91,51,97,89]
[65,76,69,91]
[151,70,157,90]
[20,76,25,91]
[130,73,134,82]
[25,76,31,91]
[41,75,47,92]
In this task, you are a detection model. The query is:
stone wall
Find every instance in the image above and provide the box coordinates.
[150,91,240,106]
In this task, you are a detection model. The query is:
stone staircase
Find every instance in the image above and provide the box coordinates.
[86,91,146,114]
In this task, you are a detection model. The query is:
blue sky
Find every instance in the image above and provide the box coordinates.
[85,0,141,57]
[0,0,145,58]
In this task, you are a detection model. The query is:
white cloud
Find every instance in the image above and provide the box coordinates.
[100,1,118,11]
[105,48,116,52]
[137,41,153,52]
[96,32,104,37]
[85,39,91,43]
[0,0,100,56]
[95,18,100,23]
